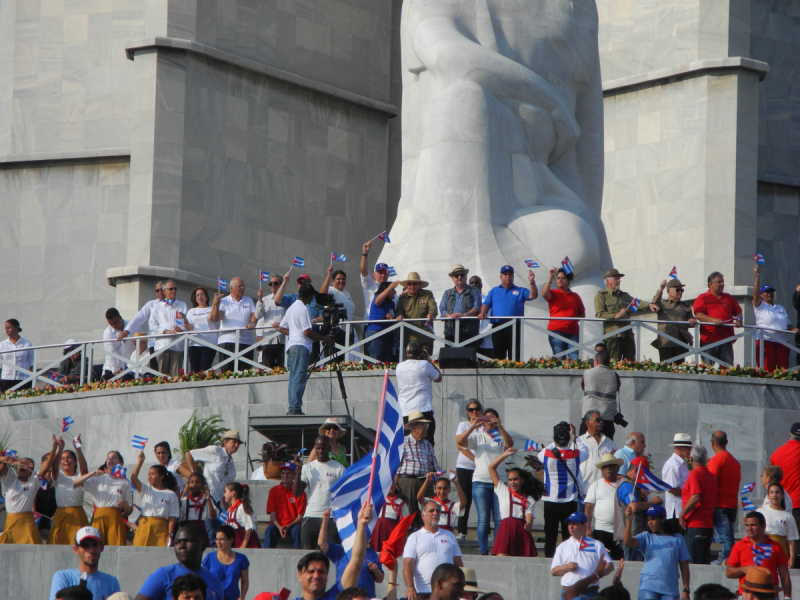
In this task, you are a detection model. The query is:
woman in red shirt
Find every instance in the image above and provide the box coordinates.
[542,268,586,361]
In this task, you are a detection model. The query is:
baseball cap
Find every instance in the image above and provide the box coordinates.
[646,504,667,519]
[565,511,587,524]
[760,284,776,293]
[76,526,102,545]
[279,462,297,472]
[375,262,390,273]
[296,274,311,283]
[790,422,800,436]
[500,265,514,274]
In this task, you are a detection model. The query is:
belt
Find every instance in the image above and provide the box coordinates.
[562,586,598,591]
[398,474,422,479]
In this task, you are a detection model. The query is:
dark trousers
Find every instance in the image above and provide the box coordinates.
[658,346,686,364]
[593,529,623,560]
[264,523,302,548]
[579,419,616,440]
[492,321,522,360]
[261,344,285,369]
[444,329,480,348]
[403,411,436,446]
[456,467,475,535]
[478,346,494,360]
[684,527,714,564]
[300,516,340,550]
[188,346,216,372]
[396,475,424,528]
[0,379,30,393]
[102,370,134,382]
[218,343,255,372]
[606,335,636,361]
[792,508,800,567]
[544,500,577,557]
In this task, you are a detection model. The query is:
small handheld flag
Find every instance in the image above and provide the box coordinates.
[32,511,51,526]
[296,448,307,458]
[331,253,347,263]
[377,231,391,243]
[175,310,183,328]
[387,266,397,277]
[524,260,539,268]
[218,277,227,292]
[635,466,672,492]
[62,415,74,433]
[741,482,756,495]
[37,475,48,490]
[0,450,17,458]
[754,253,765,265]
[292,257,305,268]
[742,496,757,511]
[110,465,127,479]
[260,270,270,282]
[218,510,229,525]
[561,256,575,275]
[579,537,597,552]
[486,428,504,446]
[628,298,640,313]
[751,542,773,566]
[131,435,148,450]
[668,266,678,280]
[524,439,541,452]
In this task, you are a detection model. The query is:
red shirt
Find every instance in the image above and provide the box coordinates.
[693,291,742,344]
[546,289,585,334]
[681,465,718,528]
[770,440,800,507]
[727,537,787,594]
[267,484,307,527]
[707,450,741,509]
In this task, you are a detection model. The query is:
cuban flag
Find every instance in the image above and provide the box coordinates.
[260,271,270,282]
[377,231,391,243]
[741,481,756,495]
[175,310,183,328]
[754,253,765,265]
[561,256,575,275]
[110,465,127,479]
[331,253,347,262]
[37,475,49,490]
[742,496,757,511]
[330,378,405,555]
[486,428,504,446]
[751,543,773,566]
[635,466,671,492]
[292,257,305,268]
[542,446,582,501]
[669,266,678,280]
[62,415,74,433]
[0,450,17,458]
[131,435,148,450]
[524,439,541,451]
[218,510,228,525]
[387,266,397,277]
[32,511,49,526]
[524,260,539,268]
[580,537,597,552]
[218,277,227,291]
[628,298,640,313]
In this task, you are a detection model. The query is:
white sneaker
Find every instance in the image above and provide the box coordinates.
[455,533,465,541]
[488,535,494,542]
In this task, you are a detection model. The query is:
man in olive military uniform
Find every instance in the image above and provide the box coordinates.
[395,272,439,356]
[651,279,697,363]
[594,269,659,360]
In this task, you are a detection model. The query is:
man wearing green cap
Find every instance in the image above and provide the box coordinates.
[651,279,697,364]
[594,269,659,361]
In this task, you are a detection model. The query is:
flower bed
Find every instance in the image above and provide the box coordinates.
[2,357,797,402]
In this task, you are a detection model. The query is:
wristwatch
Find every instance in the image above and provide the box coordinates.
[683,588,690,594]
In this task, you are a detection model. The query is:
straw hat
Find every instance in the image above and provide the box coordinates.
[399,272,428,288]
[404,410,432,429]
[595,453,624,469]
[460,568,489,594]
[221,430,245,444]
[741,567,780,594]
[448,264,469,277]
[319,417,346,437]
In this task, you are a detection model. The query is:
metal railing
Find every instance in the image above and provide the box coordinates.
[0,317,796,393]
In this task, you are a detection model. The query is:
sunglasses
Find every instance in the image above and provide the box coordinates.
[269,281,281,286]
[155,288,164,293]
[453,273,466,278]
[590,418,604,423]
[165,287,176,291]
[467,407,482,412]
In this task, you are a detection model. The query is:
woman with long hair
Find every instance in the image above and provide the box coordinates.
[73,450,133,545]
[130,450,179,546]
[758,482,798,559]
[179,471,216,545]
[541,268,585,360]
[48,434,90,544]
[488,447,544,556]
[0,453,50,544]
[203,525,251,600]
[224,482,261,548]
[454,399,482,540]
[187,286,218,372]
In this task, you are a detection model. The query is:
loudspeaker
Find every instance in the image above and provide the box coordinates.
[438,347,478,369]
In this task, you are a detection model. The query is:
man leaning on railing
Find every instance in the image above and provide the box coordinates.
[693,272,742,367]
[102,308,134,381]
[651,279,696,364]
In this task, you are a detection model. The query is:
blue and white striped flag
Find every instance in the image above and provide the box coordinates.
[330,377,404,555]
[218,510,228,525]
[131,435,148,450]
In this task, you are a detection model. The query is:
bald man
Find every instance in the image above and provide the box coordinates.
[708,430,741,564]
[210,276,258,372]
[614,432,647,475]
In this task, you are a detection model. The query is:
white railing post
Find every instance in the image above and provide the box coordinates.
[183,336,189,374]
[234,329,240,372]
[635,321,641,362]
[399,322,405,363]
[512,319,517,361]
[694,322,701,364]
[79,343,86,385]
[759,328,765,369]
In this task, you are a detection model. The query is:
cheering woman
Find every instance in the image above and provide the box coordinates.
[130,449,179,546]
[48,434,90,544]
[73,450,133,545]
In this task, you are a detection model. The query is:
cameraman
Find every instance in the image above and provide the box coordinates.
[276,283,334,415]
[396,340,442,445]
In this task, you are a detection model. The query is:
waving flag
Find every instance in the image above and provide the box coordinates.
[218,510,228,525]
[579,538,597,552]
[62,415,74,433]
[32,511,50,526]
[669,266,678,280]
[524,260,539,268]
[742,496,757,511]
[330,376,404,555]
[561,256,575,275]
[635,466,671,492]
[110,465,127,479]
[628,298,640,313]
[175,310,183,328]
[754,253,765,265]
[131,435,148,450]
[37,475,49,490]
[292,257,305,268]
[524,439,541,452]
[0,450,17,458]
[260,271,270,282]
[751,543,773,566]
[377,231,391,243]
[218,277,227,292]
[387,266,397,277]
[741,481,756,495]
[331,253,347,262]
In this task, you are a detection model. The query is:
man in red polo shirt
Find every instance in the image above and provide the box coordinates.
[679,445,718,564]
[264,462,307,548]
[727,511,791,597]
[693,271,742,367]
[770,422,800,564]
[708,430,741,565]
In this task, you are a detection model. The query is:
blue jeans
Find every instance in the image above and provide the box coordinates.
[473,481,501,554]
[639,590,679,600]
[366,329,393,362]
[287,345,310,412]
[561,588,599,600]
[264,523,302,548]
[684,527,713,564]
[549,332,580,361]
[713,506,737,560]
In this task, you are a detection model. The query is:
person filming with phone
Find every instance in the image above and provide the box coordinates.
[396,340,442,445]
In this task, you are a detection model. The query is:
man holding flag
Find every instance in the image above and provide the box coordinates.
[551,511,614,599]
[727,511,791,599]
[651,279,696,363]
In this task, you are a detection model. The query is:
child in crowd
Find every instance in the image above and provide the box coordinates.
[370,480,408,552]
[758,482,798,559]
[48,434,90,544]
[224,482,261,548]
[417,470,467,534]
[73,450,134,545]
[130,449,179,547]
[179,471,216,546]
[0,453,47,543]
[761,464,792,511]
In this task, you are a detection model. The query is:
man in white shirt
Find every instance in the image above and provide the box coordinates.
[403,499,464,600]
[396,340,442,445]
[209,277,257,372]
[576,410,617,491]
[149,280,189,376]
[278,283,334,415]
[116,280,165,372]
[584,453,625,559]
[360,240,391,311]
[102,308,135,380]
[255,274,287,368]
[662,433,693,531]
[292,436,345,550]
[551,512,614,599]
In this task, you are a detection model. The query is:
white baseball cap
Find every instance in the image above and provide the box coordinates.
[75,526,102,545]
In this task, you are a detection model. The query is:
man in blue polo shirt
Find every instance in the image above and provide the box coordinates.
[478,265,538,360]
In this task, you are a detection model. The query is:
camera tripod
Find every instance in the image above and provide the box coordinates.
[305,339,350,416]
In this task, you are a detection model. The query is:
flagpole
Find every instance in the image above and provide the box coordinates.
[364,369,390,507]
[630,463,642,501]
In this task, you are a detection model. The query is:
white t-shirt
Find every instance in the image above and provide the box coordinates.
[455,421,476,470]
[361,275,379,316]
[585,478,624,539]
[381,497,408,520]
[759,505,799,539]
[403,528,463,592]
[763,494,793,512]
[395,360,439,416]
[577,433,618,488]
[467,429,507,484]
[281,299,313,351]
[495,481,536,521]
[189,446,235,502]
[217,295,256,345]
[662,453,690,518]
[138,482,180,519]
[301,460,345,517]
[53,472,85,507]
[754,302,793,342]
[552,536,612,587]
[83,474,134,508]
[186,307,218,347]
[103,320,135,374]
[150,300,189,351]
[1,468,40,512]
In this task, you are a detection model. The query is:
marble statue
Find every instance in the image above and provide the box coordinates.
[379,0,612,321]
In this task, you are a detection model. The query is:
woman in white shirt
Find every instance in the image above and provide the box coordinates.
[320,266,360,361]
[73,450,134,545]
[0,455,44,543]
[187,286,218,372]
[130,450,180,546]
[455,399,482,540]
[0,318,33,393]
[758,482,799,560]
[48,434,90,544]
[753,266,798,372]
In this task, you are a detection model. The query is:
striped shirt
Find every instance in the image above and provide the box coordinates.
[397,435,439,477]
[538,442,585,503]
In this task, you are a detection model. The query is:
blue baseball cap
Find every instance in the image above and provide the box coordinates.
[646,504,667,518]
[279,462,297,472]
[760,285,776,293]
[375,263,390,273]
[500,265,514,274]
[565,511,587,524]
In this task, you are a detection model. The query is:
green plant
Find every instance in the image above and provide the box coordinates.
[174,410,227,460]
